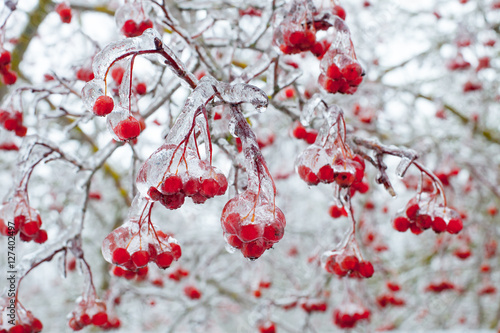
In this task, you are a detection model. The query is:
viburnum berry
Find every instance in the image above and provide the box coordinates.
[112,247,131,265]
[111,67,125,85]
[329,205,348,218]
[92,96,114,116]
[0,50,11,65]
[131,250,150,267]
[258,321,276,333]
[136,82,147,95]
[56,3,72,23]
[447,218,463,234]
[184,285,202,299]
[113,116,142,141]
[76,67,94,82]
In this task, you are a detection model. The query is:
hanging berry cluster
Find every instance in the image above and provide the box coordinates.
[273,0,363,94]
[0,299,43,333]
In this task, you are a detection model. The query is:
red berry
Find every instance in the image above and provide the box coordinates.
[432,216,447,233]
[31,318,43,332]
[161,175,183,195]
[138,19,153,34]
[112,247,130,265]
[21,221,40,237]
[170,243,182,260]
[56,3,72,23]
[111,67,125,85]
[200,178,220,198]
[263,223,284,242]
[131,250,150,267]
[241,239,266,259]
[183,178,200,196]
[318,164,335,183]
[259,322,276,333]
[227,234,243,248]
[222,212,240,234]
[147,186,163,201]
[447,218,463,234]
[34,230,48,243]
[297,165,320,185]
[159,192,185,210]
[113,116,142,140]
[155,252,174,269]
[341,255,359,271]
[91,312,108,326]
[393,216,410,232]
[405,203,419,220]
[293,124,307,139]
[76,68,94,82]
[122,20,138,37]
[409,223,423,235]
[329,205,347,218]
[304,131,318,144]
[92,96,114,116]
[2,70,17,85]
[333,5,346,20]
[239,223,261,242]
[358,261,374,278]
[136,82,147,95]
[0,51,11,65]
[184,285,202,299]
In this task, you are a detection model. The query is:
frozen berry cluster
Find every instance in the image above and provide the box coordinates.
[333,303,371,329]
[138,144,228,209]
[221,191,286,260]
[319,49,364,95]
[292,121,318,144]
[102,221,181,272]
[392,195,463,235]
[0,195,48,244]
[0,307,43,333]
[323,253,374,278]
[115,2,154,38]
[297,146,365,189]
[68,299,120,331]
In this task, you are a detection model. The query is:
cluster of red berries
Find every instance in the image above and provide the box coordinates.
[258,321,276,333]
[392,195,463,235]
[138,144,228,207]
[68,300,120,331]
[0,50,17,85]
[121,19,153,37]
[0,109,27,137]
[323,253,374,278]
[0,311,43,333]
[291,122,318,144]
[103,222,181,272]
[183,285,202,300]
[300,299,328,313]
[221,191,286,260]
[55,2,72,23]
[0,199,48,243]
[297,147,365,189]
[319,52,364,94]
[333,304,371,329]
[168,266,189,281]
[425,280,457,293]
[111,265,148,281]
[376,281,405,308]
